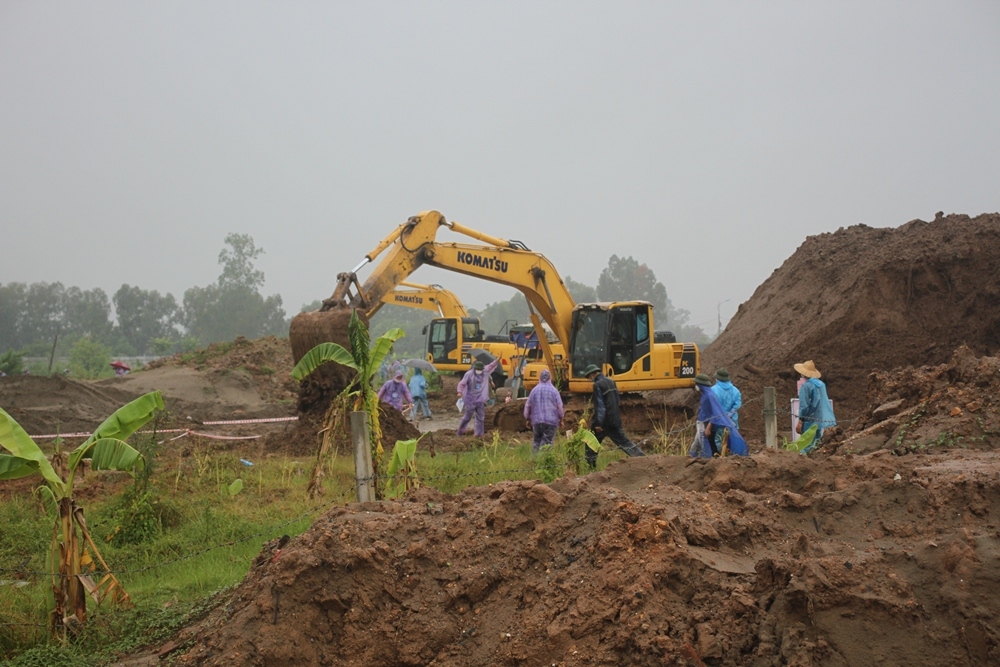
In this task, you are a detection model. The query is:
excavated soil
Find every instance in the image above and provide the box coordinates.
[823,345,1000,458]
[701,212,1000,439]
[136,441,1000,667]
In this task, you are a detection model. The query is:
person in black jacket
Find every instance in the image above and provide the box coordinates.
[582,364,646,469]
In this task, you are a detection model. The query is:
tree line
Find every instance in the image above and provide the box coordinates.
[0,234,287,374]
[1,246,710,376]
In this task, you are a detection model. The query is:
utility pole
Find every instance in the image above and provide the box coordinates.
[717,299,730,337]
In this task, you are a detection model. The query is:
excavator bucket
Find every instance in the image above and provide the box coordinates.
[289,308,365,413]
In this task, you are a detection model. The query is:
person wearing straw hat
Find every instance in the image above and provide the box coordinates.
[710,368,742,429]
[794,360,836,450]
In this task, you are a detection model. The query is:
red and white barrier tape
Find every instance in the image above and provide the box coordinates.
[29,415,298,440]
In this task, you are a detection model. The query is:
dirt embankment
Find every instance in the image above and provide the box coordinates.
[701,213,1000,438]
[147,445,1000,667]
[825,345,1000,457]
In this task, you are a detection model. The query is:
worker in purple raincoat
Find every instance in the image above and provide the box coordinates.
[457,358,500,437]
[524,368,565,454]
[377,370,412,413]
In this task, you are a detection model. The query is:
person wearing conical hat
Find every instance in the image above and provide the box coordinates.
[794,360,835,452]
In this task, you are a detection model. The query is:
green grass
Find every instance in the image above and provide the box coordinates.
[0,428,632,664]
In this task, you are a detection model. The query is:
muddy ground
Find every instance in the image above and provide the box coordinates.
[10,212,1000,665]
[129,440,1000,667]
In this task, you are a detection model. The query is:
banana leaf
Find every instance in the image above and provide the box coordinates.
[580,428,601,453]
[0,453,37,480]
[87,439,145,472]
[348,311,370,375]
[367,328,406,382]
[70,392,163,471]
[290,342,358,382]
[784,424,819,453]
[386,437,419,477]
[0,407,65,492]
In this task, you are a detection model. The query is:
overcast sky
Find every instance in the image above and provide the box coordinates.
[2,1,998,334]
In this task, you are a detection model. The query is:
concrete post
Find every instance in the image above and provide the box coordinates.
[764,387,777,451]
[350,411,375,502]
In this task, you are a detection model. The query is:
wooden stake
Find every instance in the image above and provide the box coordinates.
[764,387,777,450]
[351,411,375,502]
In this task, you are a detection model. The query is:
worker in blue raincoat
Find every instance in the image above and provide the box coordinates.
[690,374,748,457]
[794,360,835,451]
[710,368,742,429]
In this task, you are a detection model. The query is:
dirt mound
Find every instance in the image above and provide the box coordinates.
[264,402,420,456]
[0,375,141,434]
[825,346,1000,456]
[145,335,298,408]
[145,443,1000,666]
[703,212,1000,438]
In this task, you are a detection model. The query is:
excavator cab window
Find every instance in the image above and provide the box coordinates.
[428,319,457,364]
[461,318,481,342]
[609,307,637,374]
[569,309,609,378]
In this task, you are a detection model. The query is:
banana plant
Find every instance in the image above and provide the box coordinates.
[384,435,423,498]
[0,391,164,636]
[291,310,404,498]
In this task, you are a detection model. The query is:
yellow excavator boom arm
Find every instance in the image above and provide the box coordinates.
[378,282,469,318]
[326,211,575,346]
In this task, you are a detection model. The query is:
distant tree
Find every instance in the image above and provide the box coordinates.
[0,349,23,375]
[301,299,323,312]
[113,285,181,354]
[471,293,530,336]
[182,234,287,344]
[597,255,668,312]
[0,283,26,350]
[564,276,597,303]
[69,336,112,378]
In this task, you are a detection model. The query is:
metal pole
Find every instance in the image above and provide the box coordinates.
[764,387,777,450]
[350,411,375,502]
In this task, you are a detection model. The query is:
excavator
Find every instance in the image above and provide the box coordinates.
[379,282,521,380]
[290,211,698,396]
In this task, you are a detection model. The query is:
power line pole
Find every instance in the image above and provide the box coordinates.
[717,299,730,336]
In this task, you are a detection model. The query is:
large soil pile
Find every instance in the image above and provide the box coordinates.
[703,212,1000,436]
[143,445,1000,667]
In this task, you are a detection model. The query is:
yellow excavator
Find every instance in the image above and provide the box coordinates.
[290,210,698,395]
[379,282,521,379]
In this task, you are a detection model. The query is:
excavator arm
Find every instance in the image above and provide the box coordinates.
[378,282,469,318]
[317,210,575,350]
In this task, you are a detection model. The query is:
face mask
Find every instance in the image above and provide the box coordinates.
[797,377,807,392]
[695,385,701,393]
[475,370,483,376]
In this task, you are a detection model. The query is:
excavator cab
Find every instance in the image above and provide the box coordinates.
[427,318,459,365]
[568,302,696,392]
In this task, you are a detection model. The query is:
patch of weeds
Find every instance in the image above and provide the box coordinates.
[535,445,559,483]
[893,402,927,449]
